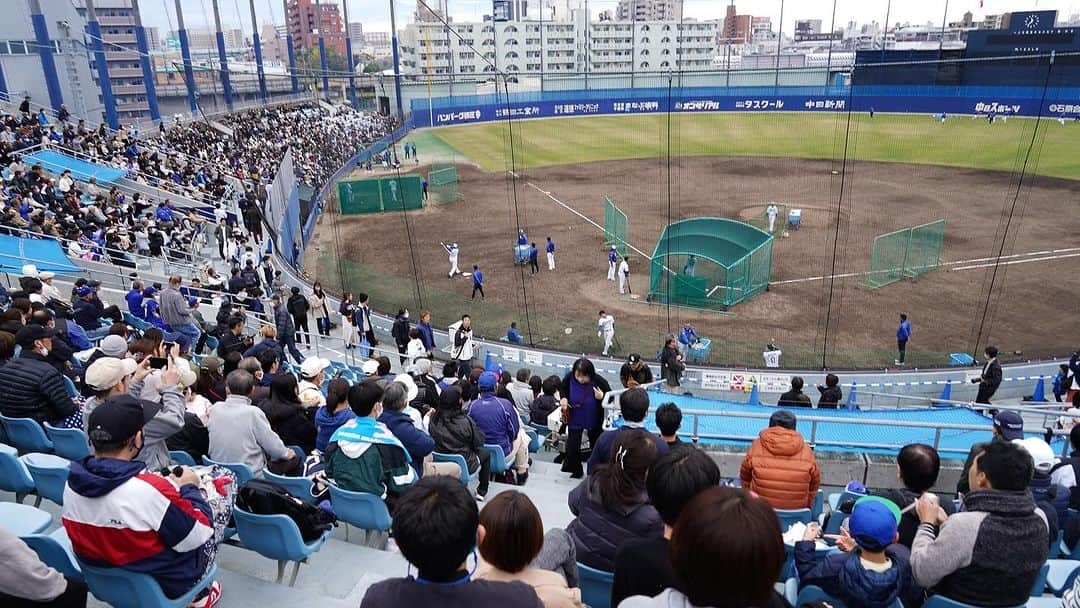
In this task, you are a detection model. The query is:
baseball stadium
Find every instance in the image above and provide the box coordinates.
[314,39,1080,371]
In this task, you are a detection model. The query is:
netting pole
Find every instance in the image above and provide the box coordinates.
[821,74,857,369]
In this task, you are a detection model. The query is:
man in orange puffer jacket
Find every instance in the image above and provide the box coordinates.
[740,410,821,510]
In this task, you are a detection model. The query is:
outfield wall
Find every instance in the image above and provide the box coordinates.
[411,84,1080,127]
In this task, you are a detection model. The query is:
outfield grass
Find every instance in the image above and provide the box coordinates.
[428,113,1080,179]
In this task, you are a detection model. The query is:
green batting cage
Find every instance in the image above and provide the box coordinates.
[868,219,946,289]
[337,175,424,214]
[603,197,628,256]
[427,165,460,205]
[648,218,774,310]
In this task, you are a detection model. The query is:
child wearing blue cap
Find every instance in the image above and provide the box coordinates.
[795,496,918,608]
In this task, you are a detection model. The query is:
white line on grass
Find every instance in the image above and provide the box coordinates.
[951,252,1080,271]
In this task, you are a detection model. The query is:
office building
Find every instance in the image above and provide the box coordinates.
[287,0,346,56]
[416,0,448,22]
[167,28,246,51]
[794,19,821,40]
[348,22,364,42]
[721,4,751,44]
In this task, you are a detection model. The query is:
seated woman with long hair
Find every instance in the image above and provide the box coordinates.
[260,372,317,455]
[476,491,583,608]
[565,428,661,571]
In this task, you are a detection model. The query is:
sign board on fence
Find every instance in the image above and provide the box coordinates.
[502,347,520,363]
[700,371,731,391]
[524,350,542,366]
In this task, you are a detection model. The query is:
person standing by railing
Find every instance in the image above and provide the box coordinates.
[160,275,203,354]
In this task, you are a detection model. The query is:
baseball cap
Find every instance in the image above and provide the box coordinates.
[199,356,223,372]
[75,285,94,297]
[21,264,38,278]
[993,410,1024,441]
[15,325,55,348]
[87,395,161,446]
[478,371,498,392]
[1014,437,1057,474]
[361,359,379,375]
[769,409,797,430]
[142,286,158,297]
[300,356,331,378]
[847,496,902,551]
[99,335,129,358]
[39,271,54,281]
[85,357,138,391]
[628,353,641,364]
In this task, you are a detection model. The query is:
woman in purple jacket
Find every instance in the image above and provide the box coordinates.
[559,358,612,479]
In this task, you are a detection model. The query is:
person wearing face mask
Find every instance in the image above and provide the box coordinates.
[62,395,233,608]
[0,325,78,426]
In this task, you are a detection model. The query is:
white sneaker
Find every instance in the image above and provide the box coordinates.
[187,581,221,608]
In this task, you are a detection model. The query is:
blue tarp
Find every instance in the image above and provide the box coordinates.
[0,235,83,274]
[22,150,127,184]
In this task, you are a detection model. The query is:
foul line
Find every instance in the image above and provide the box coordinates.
[951,251,1080,271]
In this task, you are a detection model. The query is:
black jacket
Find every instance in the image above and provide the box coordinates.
[529,394,559,425]
[361,577,542,608]
[287,293,310,318]
[817,384,843,408]
[216,331,248,358]
[259,397,317,455]
[428,408,486,472]
[391,314,410,347]
[0,351,77,423]
[778,389,812,407]
[619,362,654,387]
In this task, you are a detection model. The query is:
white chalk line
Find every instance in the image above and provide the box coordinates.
[511,171,1080,286]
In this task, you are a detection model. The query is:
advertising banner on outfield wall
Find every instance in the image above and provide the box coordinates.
[412,92,1080,128]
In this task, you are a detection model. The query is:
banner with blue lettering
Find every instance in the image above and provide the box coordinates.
[412,91,1080,128]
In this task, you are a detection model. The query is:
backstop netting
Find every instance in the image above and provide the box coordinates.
[338,176,424,214]
[603,197,628,256]
[869,220,946,289]
[427,165,460,205]
[648,218,774,310]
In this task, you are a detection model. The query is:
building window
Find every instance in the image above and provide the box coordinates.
[504,26,518,33]
[641,61,649,69]
[506,51,518,59]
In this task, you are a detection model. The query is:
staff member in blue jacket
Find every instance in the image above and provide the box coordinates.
[895,313,912,365]
[471,265,485,301]
[546,236,556,270]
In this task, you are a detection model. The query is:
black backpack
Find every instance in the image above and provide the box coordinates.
[236,479,336,542]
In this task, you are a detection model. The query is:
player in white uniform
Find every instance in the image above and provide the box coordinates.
[597,310,616,356]
[766,203,779,233]
[442,242,460,277]
[618,256,630,295]
[763,343,782,368]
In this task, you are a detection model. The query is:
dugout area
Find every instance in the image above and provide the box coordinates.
[648,218,774,310]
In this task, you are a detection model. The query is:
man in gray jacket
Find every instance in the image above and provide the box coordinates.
[207,370,299,474]
[912,439,1050,607]
[83,355,185,471]
[160,275,202,351]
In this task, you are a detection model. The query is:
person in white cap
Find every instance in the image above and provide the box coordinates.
[597,310,616,356]
[38,271,62,301]
[298,357,330,408]
[85,333,130,369]
[83,355,185,471]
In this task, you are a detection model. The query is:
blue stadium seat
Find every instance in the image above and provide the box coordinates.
[21,527,82,581]
[577,562,614,608]
[0,415,54,453]
[44,423,90,460]
[1047,559,1080,596]
[811,489,825,520]
[775,508,813,532]
[796,584,904,608]
[204,335,219,353]
[525,428,540,453]
[328,484,392,545]
[923,595,1024,608]
[0,443,35,502]
[62,376,79,398]
[264,470,315,503]
[483,443,514,476]
[527,422,552,452]
[432,452,478,485]
[79,559,217,608]
[21,453,70,506]
[232,507,331,586]
[1031,562,1050,597]
[201,455,255,485]
[168,450,197,467]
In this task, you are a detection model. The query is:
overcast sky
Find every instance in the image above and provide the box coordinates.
[138,0,1078,37]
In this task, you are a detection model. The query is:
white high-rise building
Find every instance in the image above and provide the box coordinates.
[416,0,448,22]
[616,0,683,22]
[399,17,717,77]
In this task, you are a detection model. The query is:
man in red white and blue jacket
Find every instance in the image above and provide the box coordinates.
[62,395,220,603]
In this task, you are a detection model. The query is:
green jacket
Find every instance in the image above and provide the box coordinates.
[324,417,417,508]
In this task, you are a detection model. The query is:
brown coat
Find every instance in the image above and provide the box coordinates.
[739,426,821,510]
